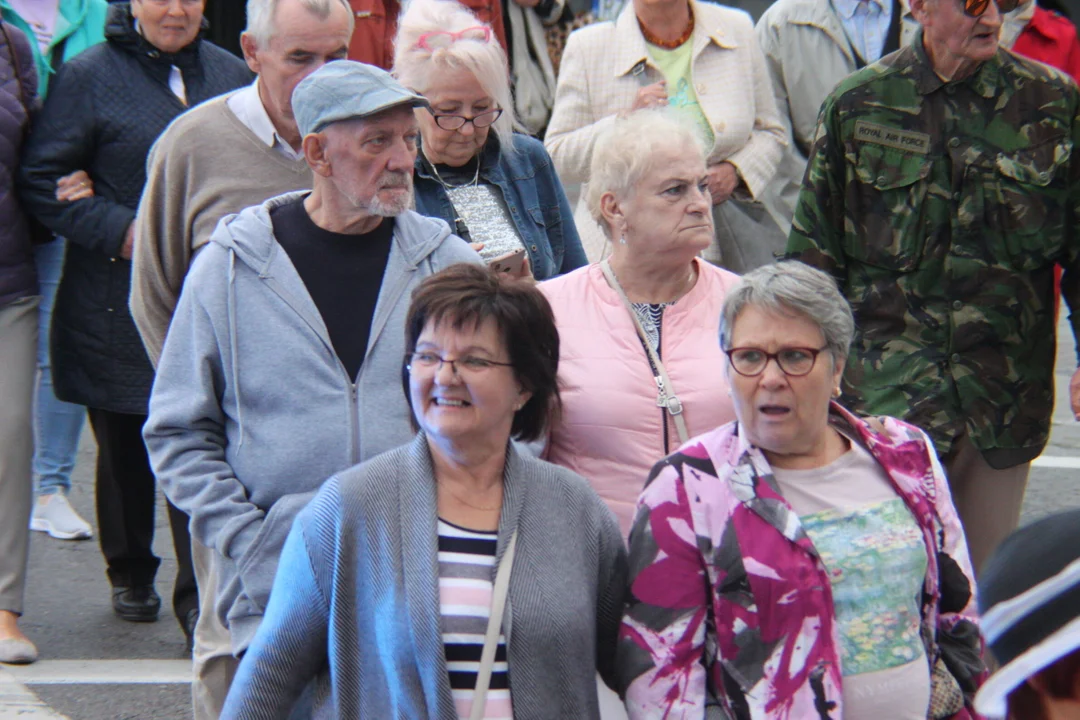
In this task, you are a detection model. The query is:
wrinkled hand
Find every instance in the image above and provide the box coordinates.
[56,170,94,202]
[120,224,135,261]
[707,162,740,206]
[630,81,667,112]
[1070,366,1080,419]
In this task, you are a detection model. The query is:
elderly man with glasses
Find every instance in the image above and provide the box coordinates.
[786,0,1080,577]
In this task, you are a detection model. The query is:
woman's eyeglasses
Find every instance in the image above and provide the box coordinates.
[415,26,492,51]
[724,347,828,378]
[406,351,513,376]
[425,107,503,131]
[963,0,1018,17]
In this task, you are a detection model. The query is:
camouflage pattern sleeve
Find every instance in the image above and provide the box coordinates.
[785,99,850,291]
[1061,96,1080,363]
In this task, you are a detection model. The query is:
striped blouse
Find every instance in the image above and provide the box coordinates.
[437,519,513,720]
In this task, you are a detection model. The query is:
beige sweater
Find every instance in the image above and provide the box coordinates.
[130,93,312,366]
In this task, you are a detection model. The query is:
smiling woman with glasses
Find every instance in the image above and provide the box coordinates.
[392,0,586,282]
[222,263,627,719]
[617,261,987,719]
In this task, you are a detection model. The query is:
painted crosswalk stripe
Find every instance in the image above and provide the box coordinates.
[4,660,191,686]
[1033,455,1080,469]
[0,668,69,719]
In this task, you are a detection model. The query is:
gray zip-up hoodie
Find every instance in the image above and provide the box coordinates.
[144,191,481,653]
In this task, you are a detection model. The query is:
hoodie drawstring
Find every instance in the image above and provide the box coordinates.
[228,249,244,448]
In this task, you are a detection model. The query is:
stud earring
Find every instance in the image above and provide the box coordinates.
[833,387,842,398]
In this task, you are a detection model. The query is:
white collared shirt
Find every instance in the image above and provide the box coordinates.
[832,0,893,64]
[226,80,304,161]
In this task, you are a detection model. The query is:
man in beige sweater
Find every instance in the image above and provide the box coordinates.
[128,0,353,717]
[130,0,354,367]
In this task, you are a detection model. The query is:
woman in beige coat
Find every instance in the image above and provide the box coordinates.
[544,0,786,271]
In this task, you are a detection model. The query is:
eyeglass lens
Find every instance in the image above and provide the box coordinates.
[963,0,1018,17]
[433,109,503,130]
[728,348,820,377]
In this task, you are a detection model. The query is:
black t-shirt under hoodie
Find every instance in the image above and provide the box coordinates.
[271,197,394,382]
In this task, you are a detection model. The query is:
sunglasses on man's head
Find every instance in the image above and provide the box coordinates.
[963,0,1018,18]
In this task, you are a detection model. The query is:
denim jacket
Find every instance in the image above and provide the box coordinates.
[413,133,586,281]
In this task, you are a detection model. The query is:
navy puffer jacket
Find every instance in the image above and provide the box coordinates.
[0,21,36,308]
[17,3,252,414]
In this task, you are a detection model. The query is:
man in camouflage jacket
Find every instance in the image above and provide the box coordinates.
[786,0,1080,574]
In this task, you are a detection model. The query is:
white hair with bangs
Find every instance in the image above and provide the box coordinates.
[586,109,708,238]
[392,0,519,150]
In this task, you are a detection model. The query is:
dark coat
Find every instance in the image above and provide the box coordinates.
[0,20,36,308]
[17,3,252,414]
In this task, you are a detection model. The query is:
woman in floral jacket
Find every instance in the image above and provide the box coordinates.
[617,262,986,720]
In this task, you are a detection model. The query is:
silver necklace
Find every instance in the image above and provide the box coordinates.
[423,149,480,189]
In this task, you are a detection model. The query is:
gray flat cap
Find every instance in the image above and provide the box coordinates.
[292,60,429,137]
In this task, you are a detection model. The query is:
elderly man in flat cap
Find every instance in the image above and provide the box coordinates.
[144,60,481,710]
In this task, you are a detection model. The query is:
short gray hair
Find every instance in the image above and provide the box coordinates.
[392,0,518,150]
[719,261,854,364]
[245,0,354,47]
[585,109,708,239]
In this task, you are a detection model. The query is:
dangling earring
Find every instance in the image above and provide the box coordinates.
[618,233,627,246]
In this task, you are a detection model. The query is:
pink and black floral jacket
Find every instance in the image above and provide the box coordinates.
[617,403,986,719]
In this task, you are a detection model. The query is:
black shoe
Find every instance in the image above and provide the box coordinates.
[182,608,198,654]
[112,586,161,623]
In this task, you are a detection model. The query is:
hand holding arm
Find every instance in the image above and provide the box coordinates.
[55,170,94,202]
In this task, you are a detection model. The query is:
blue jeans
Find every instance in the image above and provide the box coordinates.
[33,238,86,496]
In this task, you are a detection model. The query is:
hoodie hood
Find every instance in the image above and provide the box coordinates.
[210,190,457,273]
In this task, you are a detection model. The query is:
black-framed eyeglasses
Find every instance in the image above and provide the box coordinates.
[724,346,828,377]
[426,107,503,131]
[963,0,1017,17]
[406,351,514,376]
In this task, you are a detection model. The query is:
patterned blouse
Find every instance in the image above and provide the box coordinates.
[617,404,986,720]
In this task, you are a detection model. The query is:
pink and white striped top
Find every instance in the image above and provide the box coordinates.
[437,519,513,720]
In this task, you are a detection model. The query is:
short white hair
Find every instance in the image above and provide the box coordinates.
[245,0,355,47]
[392,0,518,150]
[586,109,708,238]
[719,262,854,365]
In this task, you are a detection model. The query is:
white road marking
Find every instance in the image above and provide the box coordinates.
[1033,455,1080,469]
[3,660,191,686]
[0,668,70,719]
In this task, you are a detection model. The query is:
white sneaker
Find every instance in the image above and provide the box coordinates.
[30,493,93,540]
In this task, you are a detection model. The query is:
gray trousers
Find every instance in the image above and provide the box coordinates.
[0,296,40,615]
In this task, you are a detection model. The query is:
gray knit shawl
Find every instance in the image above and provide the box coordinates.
[223,434,628,719]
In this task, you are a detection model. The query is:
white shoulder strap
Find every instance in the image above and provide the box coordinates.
[600,260,690,445]
[470,531,518,720]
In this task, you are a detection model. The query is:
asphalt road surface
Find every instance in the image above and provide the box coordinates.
[4,316,1080,720]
